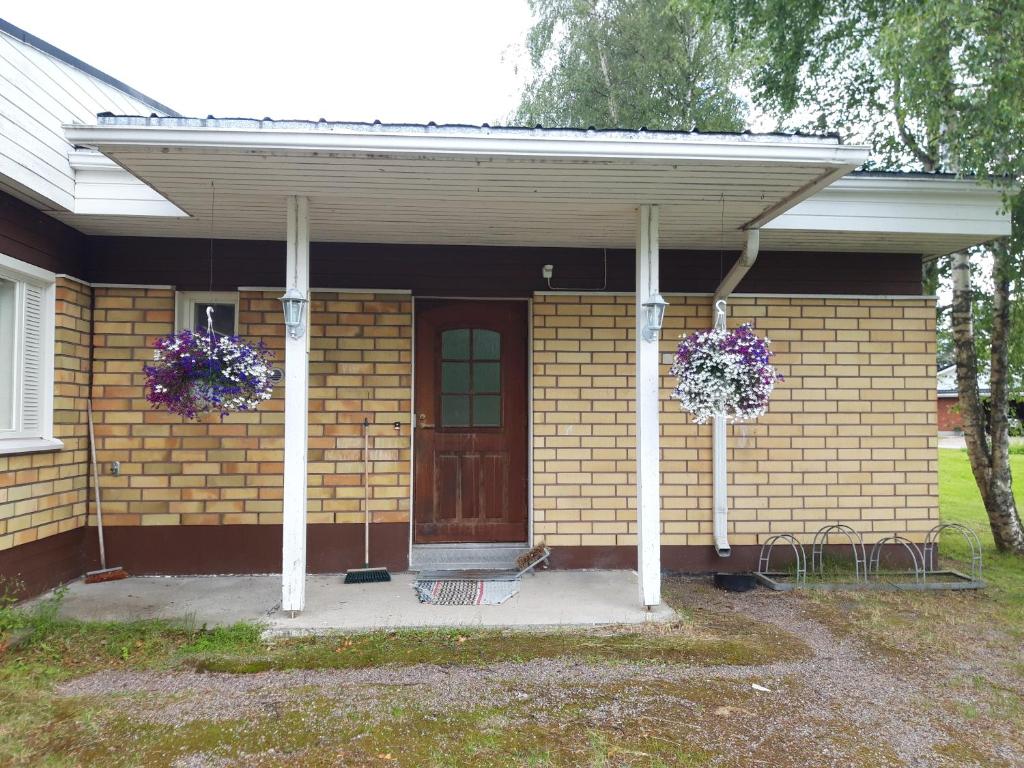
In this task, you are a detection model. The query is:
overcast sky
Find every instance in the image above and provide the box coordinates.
[3,0,535,123]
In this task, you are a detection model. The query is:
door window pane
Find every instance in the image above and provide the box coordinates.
[437,327,503,428]
[193,302,236,337]
[0,278,14,431]
[473,395,501,427]
[473,329,500,359]
[441,329,470,359]
[441,395,470,427]
[473,362,500,393]
[441,362,470,393]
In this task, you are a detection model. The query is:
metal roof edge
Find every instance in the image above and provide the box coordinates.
[63,122,870,167]
[87,114,844,143]
[837,174,1013,196]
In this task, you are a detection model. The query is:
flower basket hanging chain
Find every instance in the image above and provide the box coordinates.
[669,300,781,425]
[144,305,275,420]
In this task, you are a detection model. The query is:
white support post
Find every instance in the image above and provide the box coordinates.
[635,204,661,608]
[282,195,310,615]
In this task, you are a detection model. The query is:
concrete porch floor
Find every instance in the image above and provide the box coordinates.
[49,571,676,634]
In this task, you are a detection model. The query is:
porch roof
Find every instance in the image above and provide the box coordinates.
[63,116,866,249]
[59,116,1010,255]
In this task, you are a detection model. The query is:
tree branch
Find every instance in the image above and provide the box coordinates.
[892,76,938,172]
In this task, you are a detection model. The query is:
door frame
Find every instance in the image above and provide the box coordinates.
[408,296,533,556]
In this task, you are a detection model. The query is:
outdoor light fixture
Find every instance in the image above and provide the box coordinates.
[279,287,308,340]
[641,293,669,342]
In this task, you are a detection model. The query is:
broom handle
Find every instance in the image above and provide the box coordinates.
[87,401,106,571]
[364,417,370,566]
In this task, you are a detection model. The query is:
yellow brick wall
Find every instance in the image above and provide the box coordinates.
[88,289,411,527]
[6,284,936,553]
[532,293,938,547]
[0,277,92,551]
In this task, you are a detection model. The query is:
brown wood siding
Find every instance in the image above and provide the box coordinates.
[87,237,924,296]
[74,525,909,576]
[0,190,88,276]
[85,523,410,575]
[0,527,86,599]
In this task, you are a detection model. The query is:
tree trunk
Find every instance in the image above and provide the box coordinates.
[597,48,620,124]
[986,242,1024,552]
[951,247,1024,554]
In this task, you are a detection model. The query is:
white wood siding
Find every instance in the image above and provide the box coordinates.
[765,176,1010,254]
[67,151,186,217]
[0,29,167,210]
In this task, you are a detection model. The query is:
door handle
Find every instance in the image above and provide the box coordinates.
[417,413,435,429]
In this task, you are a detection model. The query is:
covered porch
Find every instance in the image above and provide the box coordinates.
[64,118,982,615]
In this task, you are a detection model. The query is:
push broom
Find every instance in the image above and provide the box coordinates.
[344,417,391,583]
[84,401,127,584]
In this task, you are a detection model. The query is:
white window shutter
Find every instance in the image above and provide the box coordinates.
[20,282,45,435]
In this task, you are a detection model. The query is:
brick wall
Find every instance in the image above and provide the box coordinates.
[0,277,91,552]
[5,284,937,567]
[532,293,938,548]
[88,289,412,528]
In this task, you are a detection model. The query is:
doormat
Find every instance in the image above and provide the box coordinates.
[414,577,521,605]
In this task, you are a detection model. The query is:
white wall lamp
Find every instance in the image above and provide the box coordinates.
[278,287,308,340]
[641,294,669,342]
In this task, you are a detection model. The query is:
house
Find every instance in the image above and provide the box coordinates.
[0,19,1012,611]
[937,365,1023,433]
[936,365,982,432]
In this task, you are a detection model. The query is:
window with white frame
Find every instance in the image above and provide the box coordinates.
[0,254,57,453]
[175,291,239,336]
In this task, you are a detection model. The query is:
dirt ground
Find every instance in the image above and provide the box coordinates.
[39,579,1024,768]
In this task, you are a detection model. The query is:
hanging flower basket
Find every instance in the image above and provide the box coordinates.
[144,329,275,419]
[669,323,781,424]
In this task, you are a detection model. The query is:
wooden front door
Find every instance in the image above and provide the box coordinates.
[413,300,528,543]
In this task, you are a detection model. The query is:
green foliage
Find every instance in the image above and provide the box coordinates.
[719,0,1024,420]
[718,0,1024,177]
[940,449,1024,617]
[180,622,263,654]
[515,0,746,131]
[0,583,66,640]
[0,577,26,635]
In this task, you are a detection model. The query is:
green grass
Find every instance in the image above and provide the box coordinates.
[938,448,1024,626]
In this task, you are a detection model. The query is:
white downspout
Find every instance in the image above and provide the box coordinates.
[711,229,761,558]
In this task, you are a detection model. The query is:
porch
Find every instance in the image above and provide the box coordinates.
[47,571,675,635]
[50,118,1003,617]
[62,118,881,615]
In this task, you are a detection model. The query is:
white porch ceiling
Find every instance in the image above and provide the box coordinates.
[59,119,864,250]
[49,153,834,248]
[54,118,1010,255]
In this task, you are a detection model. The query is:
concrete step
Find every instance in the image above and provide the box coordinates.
[409,544,529,572]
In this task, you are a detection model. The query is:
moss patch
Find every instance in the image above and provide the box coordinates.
[184,619,805,675]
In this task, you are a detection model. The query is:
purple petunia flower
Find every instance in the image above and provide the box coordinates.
[143,328,275,420]
[669,322,781,424]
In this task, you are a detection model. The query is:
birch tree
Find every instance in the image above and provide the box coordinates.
[515,0,745,131]
[718,0,1024,552]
